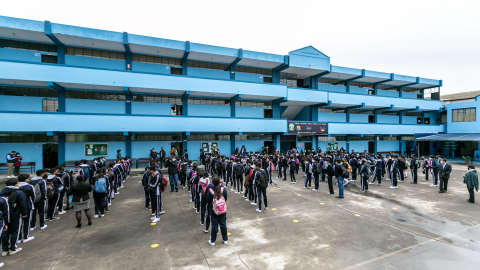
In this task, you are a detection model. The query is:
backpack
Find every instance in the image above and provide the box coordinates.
[221,161,226,171]
[248,168,254,182]
[186,167,193,179]
[200,178,210,196]
[258,171,268,188]
[209,187,227,215]
[31,182,42,203]
[4,191,17,213]
[71,167,82,183]
[180,163,187,174]
[83,166,91,179]
[347,164,353,173]
[94,177,107,193]
[398,159,405,169]
[340,165,349,179]
[313,163,321,174]
[46,178,58,199]
[235,164,243,176]
[161,176,168,193]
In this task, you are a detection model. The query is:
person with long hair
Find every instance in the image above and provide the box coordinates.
[206,176,228,246]
[70,175,92,228]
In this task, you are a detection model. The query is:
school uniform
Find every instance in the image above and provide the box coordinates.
[46,175,62,220]
[149,172,163,219]
[233,162,244,193]
[198,177,209,225]
[253,169,268,210]
[226,162,233,188]
[0,187,27,252]
[206,185,228,243]
[349,159,358,181]
[203,183,215,231]
[326,164,335,194]
[18,182,35,241]
[92,175,107,215]
[266,161,273,185]
[410,158,418,184]
[288,160,296,183]
[369,159,382,184]
[429,159,439,186]
[360,165,369,191]
[312,161,320,190]
[390,160,399,187]
[28,176,47,229]
[304,161,312,188]
[386,158,393,180]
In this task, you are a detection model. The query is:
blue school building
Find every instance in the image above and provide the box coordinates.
[1,15,475,169]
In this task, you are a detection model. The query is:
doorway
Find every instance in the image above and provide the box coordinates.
[305,142,312,152]
[264,109,273,118]
[170,142,182,157]
[263,141,273,153]
[368,141,375,154]
[43,143,58,169]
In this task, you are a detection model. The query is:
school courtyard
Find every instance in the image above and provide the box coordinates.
[0,165,478,270]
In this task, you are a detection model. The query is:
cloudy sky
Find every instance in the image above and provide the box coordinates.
[3,0,479,94]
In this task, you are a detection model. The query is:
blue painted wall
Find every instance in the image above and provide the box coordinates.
[236,73,264,83]
[65,55,125,71]
[132,141,172,159]
[0,48,49,63]
[189,105,230,117]
[236,106,264,118]
[349,141,369,152]
[234,140,266,154]
[318,112,346,122]
[131,62,172,75]
[376,89,399,98]
[66,99,125,114]
[131,102,171,115]
[445,99,480,133]
[0,142,45,172]
[0,95,45,112]
[187,68,230,80]
[65,141,126,161]
[377,141,399,152]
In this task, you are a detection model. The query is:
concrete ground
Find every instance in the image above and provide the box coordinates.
[1,164,480,270]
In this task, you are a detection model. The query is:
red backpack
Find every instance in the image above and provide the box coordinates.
[160,176,168,192]
[248,168,254,182]
[200,178,210,195]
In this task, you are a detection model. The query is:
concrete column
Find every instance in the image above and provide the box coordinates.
[125,92,132,114]
[57,89,66,112]
[346,135,350,152]
[58,132,65,164]
[312,135,318,151]
[125,132,131,157]
[182,132,188,155]
[374,136,378,155]
[273,134,281,153]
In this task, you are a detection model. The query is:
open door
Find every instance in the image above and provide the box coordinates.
[43,143,58,168]
[368,141,375,154]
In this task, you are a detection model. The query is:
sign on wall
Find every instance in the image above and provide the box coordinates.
[84,143,108,157]
[327,142,338,151]
[288,122,328,135]
[201,142,219,154]
[474,150,480,162]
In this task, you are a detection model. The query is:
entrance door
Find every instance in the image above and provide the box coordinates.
[368,141,375,154]
[263,141,273,154]
[42,143,58,168]
[170,142,182,157]
[305,142,312,152]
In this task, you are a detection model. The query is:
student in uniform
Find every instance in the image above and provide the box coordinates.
[325,159,335,195]
[233,160,244,194]
[427,155,439,187]
[46,167,62,221]
[349,156,358,182]
[253,163,268,212]
[198,172,210,226]
[288,156,296,184]
[410,154,418,184]
[304,158,312,189]
[203,172,215,233]
[92,169,107,218]
[142,167,151,209]
[359,160,370,192]
[17,174,35,243]
[28,170,48,231]
[334,159,345,199]
[207,176,228,246]
[55,166,68,215]
[389,155,399,189]
[369,156,382,186]
[226,158,233,189]
[148,166,164,223]
[0,196,7,267]
[1,178,27,256]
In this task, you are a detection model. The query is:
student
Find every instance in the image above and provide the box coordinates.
[325,159,335,195]
[166,157,179,192]
[69,161,85,183]
[282,154,288,180]
[198,172,210,226]
[179,159,188,189]
[349,156,358,182]
[148,166,164,223]
[13,153,22,177]
[55,166,68,215]
[266,157,273,185]
[141,167,151,209]
[427,155,439,187]
[410,154,418,184]
[245,161,256,203]
[369,156,382,186]
[70,176,92,228]
[116,149,122,160]
[437,159,452,193]
[253,163,268,212]
[0,178,27,256]
[288,156,296,184]
[190,167,200,213]
[0,196,7,267]
[276,155,283,179]
[359,160,370,192]
[28,170,47,230]
[17,174,35,243]
[334,159,345,199]
[104,167,114,211]
[207,176,228,246]
[226,159,234,190]
[464,165,478,203]
[389,155,399,189]
[386,155,393,181]
[46,168,62,221]
[92,168,107,218]
[233,160,244,194]
[304,159,312,189]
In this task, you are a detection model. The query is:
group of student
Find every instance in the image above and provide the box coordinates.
[0,155,132,267]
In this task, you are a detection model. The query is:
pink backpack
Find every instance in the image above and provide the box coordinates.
[270,162,274,171]
[209,187,227,215]
[200,178,210,195]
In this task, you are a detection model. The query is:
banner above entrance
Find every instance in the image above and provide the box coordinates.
[287,122,328,135]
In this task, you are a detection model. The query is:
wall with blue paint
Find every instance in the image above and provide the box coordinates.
[66,99,125,114]
[444,99,480,133]
[318,112,346,122]
[236,73,264,83]
[65,55,125,71]
[131,102,171,115]
[350,114,369,123]
[234,140,266,154]
[349,141,369,152]
[236,106,264,118]
[189,104,230,117]
[65,141,126,161]
[377,89,399,98]
[0,95,45,112]
[377,115,399,124]
[0,142,45,172]
[0,48,47,63]
[377,141,399,152]
[187,68,229,80]
[132,141,172,159]
[131,62,173,75]
[187,140,231,161]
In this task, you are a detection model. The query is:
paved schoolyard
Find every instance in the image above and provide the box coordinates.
[1,164,480,270]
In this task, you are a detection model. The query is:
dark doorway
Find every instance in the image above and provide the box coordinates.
[43,143,58,169]
[305,142,312,152]
[170,142,182,157]
[263,141,273,154]
[368,115,375,123]
[264,109,273,118]
[368,141,375,154]
[422,141,430,156]
[280,135,296,153]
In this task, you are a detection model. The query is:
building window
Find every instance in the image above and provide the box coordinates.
[134,134,182,141]
[0,134,57,143]
[132,54,182,66]
[188,98,230,106]
[0,38,57,53]
[235,101,272,108]
[379,136,398,141]
[318,78,344,86]
[452,108,476,122]
[66,134,126,142]
[171,104,183,115]
[41,55,58,64]
[350,109,373,115]
[42,99,58,112]
[263,77,273,83]
[66,90,126,101]
[280,73,297,87]
[349,81,374,89]
[0,86,58,97]
[318,108,345,114]
[235,134,272,141]
[381,111,399,116]
[171,68,182,75]
[350,136,374,141]
[368,115,375,123]
[440,111,447,124]
[187,134,231,141]
[66,47,125,60]
[132,95,182,103]
[236,66,272,76]
[317,136,346,142]
[187,61,229,71]
[404,112,422,117]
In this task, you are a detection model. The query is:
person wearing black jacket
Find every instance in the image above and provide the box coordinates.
[389,156,399,189]
[282,155,288,180]
[141,169,151,209]
[28,170,48,231]
[427,155,439,187]
[349,157,359,182]
[369,156,382,185]
[325,159,335,195]
[226,158,233,189]
[150,148,158,161]
[410,155,418,184]
[159,147,166,168]
[148,167,164,223]
[1,178,28,255]
[18,174,35,243]
[0,196,8,266]
[166,157,179,192]
[334,159,345,199]
[435,159,452,193]
[70,176,92,228]
[206,176,228,246]
[46,168,63,221]
[288,157,296,184]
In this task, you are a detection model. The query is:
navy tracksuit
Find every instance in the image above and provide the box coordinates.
[142,170,151,208]
[28,177,47,228]
[18,182,35,240]
[0,187,28,252]
[149,172,163,219]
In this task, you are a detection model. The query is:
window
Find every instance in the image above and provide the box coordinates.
[171,104,183,115]
[187,134,231,141]
[381,111,399,116]
[42,99,58,112]
[66,90,126,101]
[379,136,398,141]
[188,98,230,106]
[0,86,57,97]
[350,81,374,89]
[368,115,375,123]
[440,111,447,124]
[318,108,345,114]
[236,66,272,76]
[66,47,125,60]
[350,136,374,141]
[235,134,272,141]
[0,134,57,143]
[424,118,430,124]
[134,134,182,141]
[350,109,373,115]
[235,101,272,108]
[41,55,57,64]
[452,108,476,122]
[280,73,297,87]
[317,136,346,142]
[171,68,182,75]
[318,78,344,86]
[404,112,421,117]
[132,54,182,66]
[187,61,229,71]
[66,134,125,142]
[263,77,273,83]
[0,38,57,53]
[132,95,182,103]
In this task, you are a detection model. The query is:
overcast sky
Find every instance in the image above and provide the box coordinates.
[3,0,479,95]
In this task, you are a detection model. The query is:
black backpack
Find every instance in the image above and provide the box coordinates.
[341,165,349,178]
[258,171,268,188]
[313,163,321,174]
[235,164,243,176]
[180,163,187,173]
[398,159,405,169]
[221,161,226,171]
